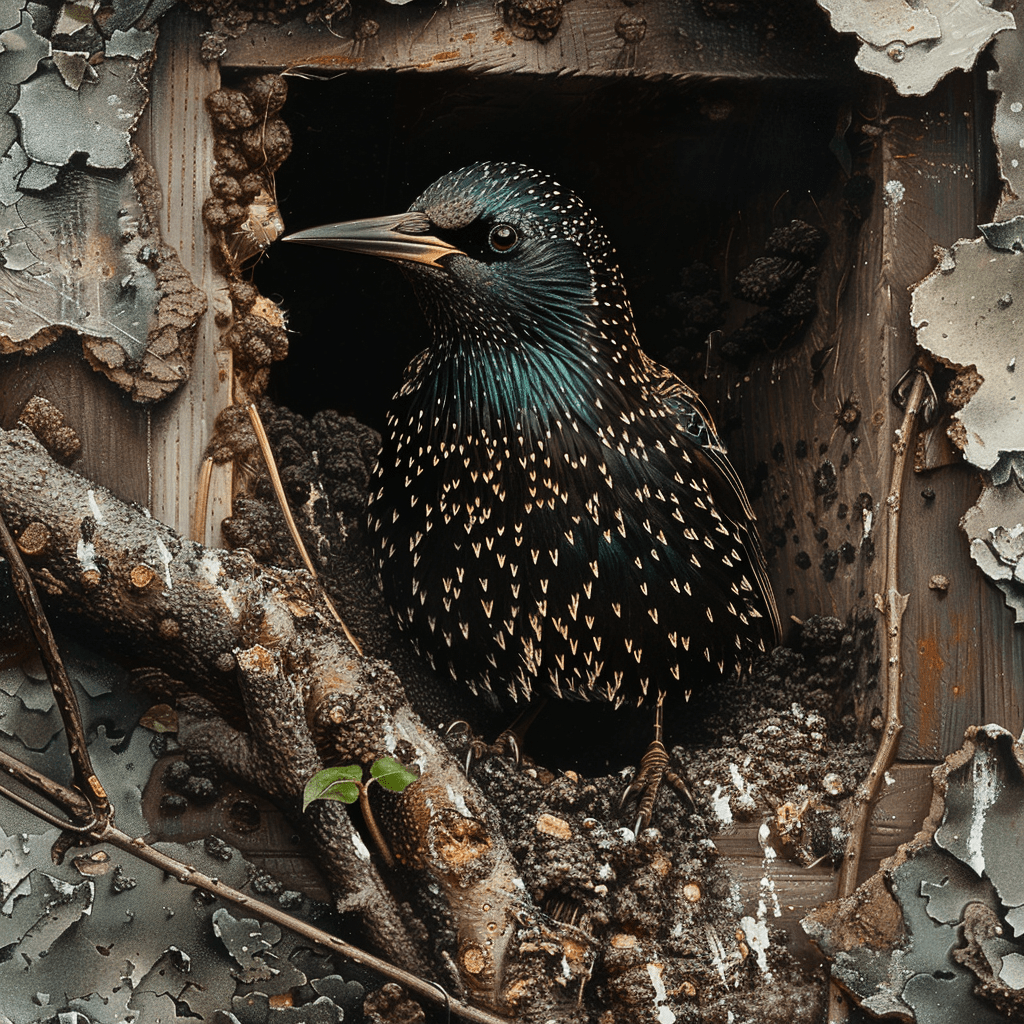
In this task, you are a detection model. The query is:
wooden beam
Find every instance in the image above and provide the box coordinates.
[221,0,849,81]
[139,9,234,545]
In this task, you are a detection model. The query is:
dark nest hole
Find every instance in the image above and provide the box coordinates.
[246,67,863,778]
[256,69,851,432]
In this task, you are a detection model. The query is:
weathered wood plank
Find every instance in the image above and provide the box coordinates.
[731,77,1024,760]
[0,345,151,507]
[139,9,233,545]
[221,0,850,81]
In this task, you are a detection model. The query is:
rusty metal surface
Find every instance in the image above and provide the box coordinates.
[816,0,1015,96]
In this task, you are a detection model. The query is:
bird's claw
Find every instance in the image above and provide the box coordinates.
[445,719,524,774]
[464,728,523,773]
[619,739,695,833]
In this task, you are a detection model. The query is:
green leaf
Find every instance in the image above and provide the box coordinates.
[370,756,419,793]
[302,765,363,811]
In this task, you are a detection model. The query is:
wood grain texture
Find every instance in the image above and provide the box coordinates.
[138,9,234,546]
[221,0,850,81]
[0,342,151,507]
[729,78,1024,760]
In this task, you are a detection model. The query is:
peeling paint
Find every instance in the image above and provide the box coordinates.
[0,0,204,401]
[805,726,1024,1020]
[711,784,733,824]
[351,830,371,862]
[817,0,1015,96]
[990,25,1024,206]
[646,962,676,1024]
[86,488,104,523]
[76,536,98,574]
[912,236,1024,619]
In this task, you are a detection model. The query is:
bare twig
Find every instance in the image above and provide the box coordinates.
[824,370,930,1023]
[0,746,94,826]
[836,368,927,898]
[0,508,110,821]
[246,402,364,655]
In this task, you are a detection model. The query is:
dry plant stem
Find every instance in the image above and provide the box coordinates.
[0,508,110,819]
[836,368,927,898]
[359,782,397,868]
[0,773,508,1024]
[246,402,364,655]
[193,455,214,542]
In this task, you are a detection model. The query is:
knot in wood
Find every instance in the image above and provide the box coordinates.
[130,564,157,589]
[16,521,50,556]
[157,617,181,640]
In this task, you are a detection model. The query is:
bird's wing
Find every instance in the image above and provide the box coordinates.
[640,351,782,646]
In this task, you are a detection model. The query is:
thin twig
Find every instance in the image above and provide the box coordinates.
[836,368,927,898]
[0,509,110,820]
[246,402,364,655]
[0,746,94,824]
[0,766,508,1024]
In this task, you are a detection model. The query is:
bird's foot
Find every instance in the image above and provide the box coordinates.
[444,719,525,773]
[618,738,695,833]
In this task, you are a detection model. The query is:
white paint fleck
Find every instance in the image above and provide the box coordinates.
[77,538,98,574]
[739,915,772,977]
[445,784,472,819]
[87,489,104,524]
[646,963,676,1024]
[351,830,371,862]
[200,550,237,617]
[712,785,733,825]
[884,178,906,208]
[967,747,999,876]
[154,535,173,590]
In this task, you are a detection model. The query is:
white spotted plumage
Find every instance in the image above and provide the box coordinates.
[361,161,780,713]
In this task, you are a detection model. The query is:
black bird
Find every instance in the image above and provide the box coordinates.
[286,162,780,826]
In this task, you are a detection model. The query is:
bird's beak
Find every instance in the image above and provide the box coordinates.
[282,212,464,268]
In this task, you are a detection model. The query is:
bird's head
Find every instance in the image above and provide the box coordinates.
[284,162,636,358]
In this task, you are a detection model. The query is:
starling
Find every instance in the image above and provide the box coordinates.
[286,162,780,826]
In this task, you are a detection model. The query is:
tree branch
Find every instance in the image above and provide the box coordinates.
[0,425,590,1020]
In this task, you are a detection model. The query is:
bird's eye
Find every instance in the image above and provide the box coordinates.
[488,224,519,253]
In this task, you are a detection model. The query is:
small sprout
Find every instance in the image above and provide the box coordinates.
[303,757,419,811]
[302,765,362,810]
[370,755,420,793]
